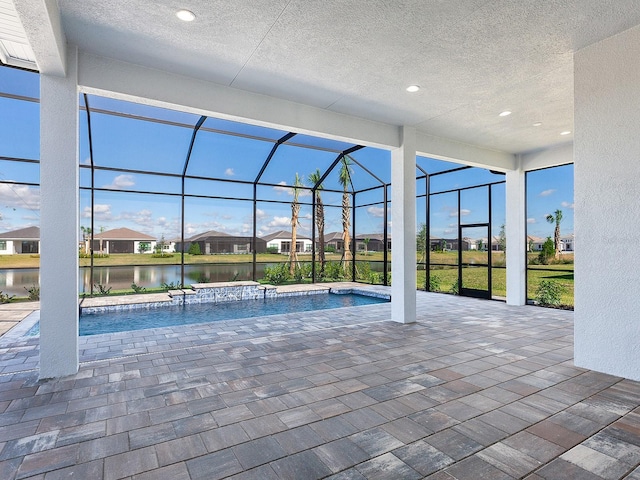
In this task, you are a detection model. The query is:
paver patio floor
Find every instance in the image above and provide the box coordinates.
[0,290,638,479]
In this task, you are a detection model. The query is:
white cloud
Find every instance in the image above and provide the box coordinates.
[255,208,267,220]
[527,218,536,224]
[82,203,112,221]
[539,189,556,197]
[273,181,291,195]
[102,174,135,190]
[273,181,311,197]
[225,168,234,176]
[221,214,233,220]
[561,201,574,209]
[0,183,40,210]
[268,216,291,228]
[367,206,384,218]
[120,208,154,231]
[449,209,470,217]
[444,228,454,234]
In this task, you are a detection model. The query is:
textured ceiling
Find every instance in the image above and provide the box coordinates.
[33,1,640,153]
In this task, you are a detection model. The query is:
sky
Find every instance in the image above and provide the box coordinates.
[0,65,573,243]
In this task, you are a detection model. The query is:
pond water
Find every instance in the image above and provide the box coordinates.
[0,264,266,296]
[0,261,386,296]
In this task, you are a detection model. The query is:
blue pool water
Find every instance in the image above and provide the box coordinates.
[29,293,388,336]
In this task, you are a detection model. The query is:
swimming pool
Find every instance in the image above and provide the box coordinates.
[29,292,389,336]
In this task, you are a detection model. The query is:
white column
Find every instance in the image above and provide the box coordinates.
[505,166,526,305]
[574,25,640,381]
[39,45,79,379]
[391,127,416,324]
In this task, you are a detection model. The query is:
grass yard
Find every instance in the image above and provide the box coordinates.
[418,264,574,307]
[0,251,387,268]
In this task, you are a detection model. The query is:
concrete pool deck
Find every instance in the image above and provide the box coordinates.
[0,288,639,479]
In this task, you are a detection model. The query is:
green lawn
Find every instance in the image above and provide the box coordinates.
[418,264,574,307]
[0,251,388,268]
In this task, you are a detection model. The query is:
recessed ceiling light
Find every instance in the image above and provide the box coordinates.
[176,9,195,21]
[406,85,420,93]
[560,130,571,135]
[533,122,542,127]
[499,111,512,117]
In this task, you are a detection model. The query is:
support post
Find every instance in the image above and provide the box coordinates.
[505,166,527,305]
[391,127,416,323]
[39,45,79,378]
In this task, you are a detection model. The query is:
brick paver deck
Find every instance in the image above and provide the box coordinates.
[0,289,638,479]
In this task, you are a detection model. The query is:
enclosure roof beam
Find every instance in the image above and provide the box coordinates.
[182,116,207,177]
[313,145,364,191]
[254,132,296,184]
[346,154,385,186]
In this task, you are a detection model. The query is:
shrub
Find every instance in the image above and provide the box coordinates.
[324,261,344,280]
[263,263,290,285]
[450,280,459,295]
[131,283,146,294]
[188,243,202,255]
[368,271,382,284]
[535,280,564,306]
[325,245,336,253]
[94,283,111,296]
[429,274,441,291]
[79,252,109,258]
[297,263,313,281]
[24,284,40,301]
[266,246,279,254]
[538,237,555,264]
[356,262,372,282]
[0,291,14,303]
[161,281,182,291]
[151,253,174,258]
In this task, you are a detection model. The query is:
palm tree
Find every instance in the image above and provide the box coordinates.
[99,226,105,254]
[308,169,326,277]
[546,209,563,259]
[363,237,370,255]
[80,226,92,254]
[289,173,303,276]
[338,157,353,274]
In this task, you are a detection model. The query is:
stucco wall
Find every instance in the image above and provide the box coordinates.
[574,25,640,380]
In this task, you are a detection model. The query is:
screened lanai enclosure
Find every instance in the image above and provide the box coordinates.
[78,93,394,294]
[0,64,521,301]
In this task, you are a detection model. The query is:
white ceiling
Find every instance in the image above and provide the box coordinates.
[9,1,640,154]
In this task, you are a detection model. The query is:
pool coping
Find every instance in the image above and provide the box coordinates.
[3,282,391,342]
[78,281,390,315]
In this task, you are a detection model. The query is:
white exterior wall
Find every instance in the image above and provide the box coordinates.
[266,238,311,254]
[0,240,13,254]
[391,127,416,324]
[574,25,640,380]
[39,45,79,379]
